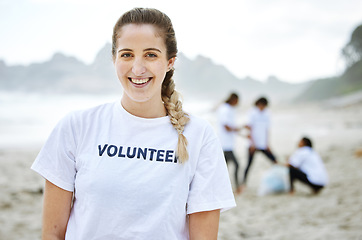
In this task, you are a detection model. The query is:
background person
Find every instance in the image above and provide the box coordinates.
[242,97,277,186]
[217,93,243,193]
[287,137,328,194]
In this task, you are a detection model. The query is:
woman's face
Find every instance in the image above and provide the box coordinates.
[114,24,175,105]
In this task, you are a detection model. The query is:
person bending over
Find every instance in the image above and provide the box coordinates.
[287,137,328,194]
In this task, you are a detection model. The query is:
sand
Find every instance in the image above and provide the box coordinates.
[1,102,362,239]
[0,149,43,239]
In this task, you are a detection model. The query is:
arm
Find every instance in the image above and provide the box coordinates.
[244,125,256,150]
[288,149,303,169]
[224,124,240,132]
[42,180,73,240]
[189,209,220,240]
[283,155,291,167]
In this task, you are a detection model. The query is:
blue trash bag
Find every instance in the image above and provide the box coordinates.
[258,165,290,196]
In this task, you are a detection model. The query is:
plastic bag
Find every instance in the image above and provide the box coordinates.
[258,165,290,196]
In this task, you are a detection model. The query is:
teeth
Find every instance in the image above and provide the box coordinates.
[130,78,150,84]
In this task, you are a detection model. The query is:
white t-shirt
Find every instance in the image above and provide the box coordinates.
[289,146,328,186]
[246,107,270,149]
[217,103,237,151]
[31,101,236,240]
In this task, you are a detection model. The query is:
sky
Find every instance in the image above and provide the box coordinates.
[1,0,361,83]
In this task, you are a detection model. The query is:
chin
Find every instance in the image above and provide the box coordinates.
[128,94,153,103]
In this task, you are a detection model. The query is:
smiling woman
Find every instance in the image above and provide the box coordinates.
[31,7,236,240]
[114,24,175,115]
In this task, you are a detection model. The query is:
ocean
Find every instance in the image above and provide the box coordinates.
[0,91,215,150]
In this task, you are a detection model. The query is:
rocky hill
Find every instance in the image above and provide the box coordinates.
[2,24,362,105]
[294,24,362,103]
[174,53,310,103]
[294,59,362,102]
[0,44,120,94]
[0,43,316,104]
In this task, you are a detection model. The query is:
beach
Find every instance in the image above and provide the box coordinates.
[218,103,362,240]
[1,96,362,239]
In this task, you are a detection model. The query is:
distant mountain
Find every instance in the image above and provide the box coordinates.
[174,53,310,104]
[2,23,362,104]
[294,23,362,103]
[0,43,310,104]
[0,43,120,94]
[294,59,362,102]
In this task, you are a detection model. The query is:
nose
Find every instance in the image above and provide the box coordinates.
[132,58,146,76]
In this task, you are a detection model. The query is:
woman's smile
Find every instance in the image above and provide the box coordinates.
[129,77,153,87]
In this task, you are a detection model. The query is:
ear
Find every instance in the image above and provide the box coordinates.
[167,57,176,71]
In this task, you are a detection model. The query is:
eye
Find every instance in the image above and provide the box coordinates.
[120,53,133,58]
[146,53,157,58]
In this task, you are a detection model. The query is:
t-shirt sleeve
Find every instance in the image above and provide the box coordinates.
[187,130,236,214]
[31,113,78,192]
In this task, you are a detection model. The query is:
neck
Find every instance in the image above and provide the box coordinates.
[121,97,167,118]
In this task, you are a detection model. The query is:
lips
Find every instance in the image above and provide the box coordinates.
[129,77,152,85]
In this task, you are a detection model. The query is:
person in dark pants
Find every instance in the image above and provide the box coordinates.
[223,151,240,191]
[287,137,328,194]
[217,93,243,194]
[242,97,277,186]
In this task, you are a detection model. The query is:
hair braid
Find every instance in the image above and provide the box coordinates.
[162,70,190,163]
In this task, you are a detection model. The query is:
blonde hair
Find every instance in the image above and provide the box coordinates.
[112,8,190,163]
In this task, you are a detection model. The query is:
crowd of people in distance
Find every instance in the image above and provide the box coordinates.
[217,93,328,195]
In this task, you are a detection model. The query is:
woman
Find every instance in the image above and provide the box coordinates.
[217,93,242,193]
[32,8,235,239]
[242,97,277,186]
[287,137,328,195]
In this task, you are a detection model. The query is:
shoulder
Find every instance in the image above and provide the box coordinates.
[218,103,229,113]
[59,102,116,129]
[299,146,312,153]
[246,107,257,121]
[310,149,322,160]
[72,102,115,118]
[295,146,307,154]
[67,102,115,121]
[187,114,214,131]
[294,147,312,158]
[185,114,218,142]
[248,107,258,115]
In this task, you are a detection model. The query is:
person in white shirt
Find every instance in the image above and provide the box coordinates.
[242,97,277,185]
[217,93,242,193]
[288,137,328,194]
[31,8,235,240]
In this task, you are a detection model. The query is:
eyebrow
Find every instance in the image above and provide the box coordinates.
[144,48,162,53]
[118,48,132,53]
[118,48,162,53]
